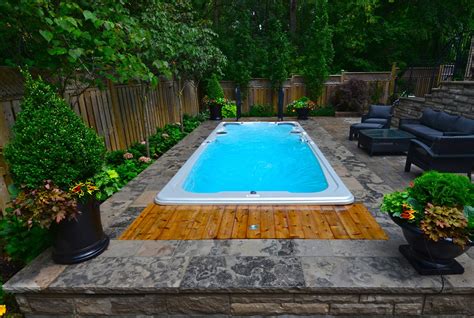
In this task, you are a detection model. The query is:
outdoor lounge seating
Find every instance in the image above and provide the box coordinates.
[349,104,393,140]
[405,136,474,179]
[401,108,474,178]
[399,108,474,145]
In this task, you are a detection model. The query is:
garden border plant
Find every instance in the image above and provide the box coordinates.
[0,75,207,267]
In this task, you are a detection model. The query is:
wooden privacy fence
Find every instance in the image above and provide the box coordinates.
[0,79,199,152]
[221,71,395,113]
[0,69,199,211]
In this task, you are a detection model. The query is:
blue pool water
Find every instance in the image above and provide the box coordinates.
[183,123,328,193]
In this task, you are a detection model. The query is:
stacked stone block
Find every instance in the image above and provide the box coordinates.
[393,81,474,126]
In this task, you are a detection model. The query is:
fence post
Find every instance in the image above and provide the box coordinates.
[107,80,127,150]
[389,63,397,96]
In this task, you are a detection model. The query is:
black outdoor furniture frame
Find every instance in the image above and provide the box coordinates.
[405,137,474,180]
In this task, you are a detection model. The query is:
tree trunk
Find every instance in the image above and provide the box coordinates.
[173,75,185,133]
[290,0,297,35]
[139,82,151,158]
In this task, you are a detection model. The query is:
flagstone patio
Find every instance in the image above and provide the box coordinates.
[5,118,474,317]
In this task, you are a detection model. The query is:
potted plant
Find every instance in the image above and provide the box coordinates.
[4,72,109,264]
[204,74,226,120]
[286,97,317,120]
[381,171,474,275]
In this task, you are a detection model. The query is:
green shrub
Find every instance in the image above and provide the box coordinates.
[128,142,147,158]
[222,102,237,118]
[92,168,123,202]
[310,106,335,116]
[205,74,224,99]
[115,160,145,183]
[0,213,53,264]
[408,171,474,207]
[4,72,105,189]
[106,150,126,166]
[244,104,274,117]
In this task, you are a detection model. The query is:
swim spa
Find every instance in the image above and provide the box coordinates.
[156,122,354,205]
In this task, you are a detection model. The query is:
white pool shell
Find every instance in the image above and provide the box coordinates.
[156,122,354,205]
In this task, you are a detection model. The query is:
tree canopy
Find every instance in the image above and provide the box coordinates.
[1,0,472,98]
[0,0,225,94]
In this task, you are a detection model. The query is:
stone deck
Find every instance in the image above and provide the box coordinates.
[5,118,474,317]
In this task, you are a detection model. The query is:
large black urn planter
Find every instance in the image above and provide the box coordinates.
[52,200,109,264]
[390,214,472,275]
[209,104,222,120]
[295,108,310,120]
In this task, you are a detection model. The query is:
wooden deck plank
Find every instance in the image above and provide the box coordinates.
[155,206,187,240]
[287,206,305,238]
[231,205,249,239]
[299,206,320,239]
[273,206,290,239]
[119,203,387,241]
[336,209,365,239]
[246,205,261,239]
[260,206,275,239]
[119,204,156,240]
[185,206,209,240]
[142,205,176,240]
[202,206,225,239]
[309,208,334,239]
[351,204,388,240]
[216,206,236,239]
[322,206,351,239]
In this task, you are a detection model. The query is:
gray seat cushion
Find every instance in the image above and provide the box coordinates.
[419,108,440,129]
[400,123,443,141]
[436,112,460,132]
[368,105,392,119]
[364,118,388,125]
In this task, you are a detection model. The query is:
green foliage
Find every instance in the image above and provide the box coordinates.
[92,168,123,202]
[330,79,369,112]
[298,0,333,99]
[408,171,474,208]
[328,0,474,72]
[4,73,105,189]
[381,191,410,218]
[263,15,292,88]
[310,106,335,117]
[381,172,474,244]
[421,204,470,247]
[106,150,126,166]
[0,0,159,94]
[244,104,275,117]
[206,75,225,99]
[0,214,53,264]
[222,103,237,118]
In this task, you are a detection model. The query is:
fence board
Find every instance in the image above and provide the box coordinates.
[221,72,393,113]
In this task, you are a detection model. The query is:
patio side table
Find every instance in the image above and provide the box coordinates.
[358,129,416,156]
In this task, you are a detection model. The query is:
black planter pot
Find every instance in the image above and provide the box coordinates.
[390,214,472,275]
[52,200,109,264]
[295,107,310,120]
[209,104,222,120]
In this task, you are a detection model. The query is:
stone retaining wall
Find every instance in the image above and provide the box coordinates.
[15,292,474,317]
[393,81,474,126]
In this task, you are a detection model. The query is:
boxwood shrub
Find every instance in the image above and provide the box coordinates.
[4,72,106,189]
